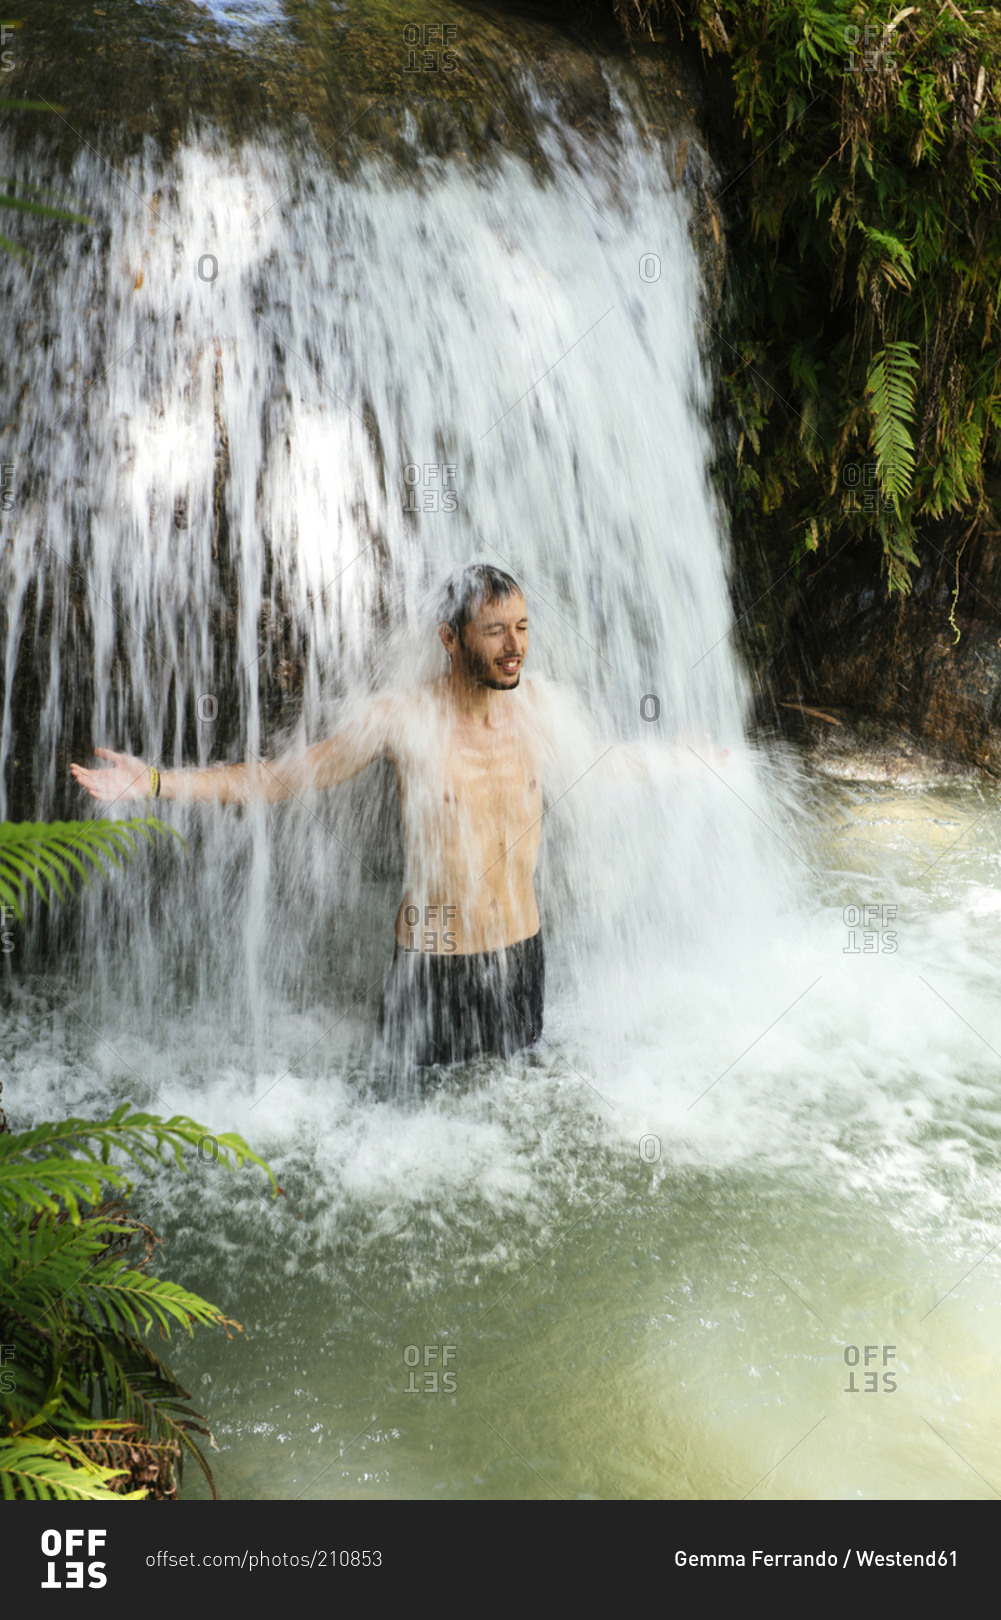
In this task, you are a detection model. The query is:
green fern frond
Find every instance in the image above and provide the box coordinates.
[855,224,916,294]
[0,1437,145,1501]
[3,1331,225,1498]
[80,1265,240,1340]
[0,816,184,922]
[85,1343,222,1497]
[2,1204,123,1292]
[865,341,920,512]
[0,1109,272,1496]
[0,1155,127,1222]
[0,1107,275,1218]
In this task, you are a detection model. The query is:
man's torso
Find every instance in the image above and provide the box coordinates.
[390,683,544,954]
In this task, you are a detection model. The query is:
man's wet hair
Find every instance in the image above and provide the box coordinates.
[437,564,522,638]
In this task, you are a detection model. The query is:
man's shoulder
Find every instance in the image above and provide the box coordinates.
[325,689,413,762]
[379,682,443,720]
[363,682,445,749]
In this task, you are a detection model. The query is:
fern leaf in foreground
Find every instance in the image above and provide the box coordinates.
[1,1110,273,1499]
[0,1438,145,1501]
[0,816,184,921]
[0,1107,275,1218]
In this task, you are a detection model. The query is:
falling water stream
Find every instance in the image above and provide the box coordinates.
[1,1,999,1500]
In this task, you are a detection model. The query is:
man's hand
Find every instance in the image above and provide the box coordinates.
[70,748,153,804]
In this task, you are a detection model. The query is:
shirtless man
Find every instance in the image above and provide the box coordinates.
[72,564,554,1072]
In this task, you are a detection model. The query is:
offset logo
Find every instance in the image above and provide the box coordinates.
[402,463,458,513]
[843,1344,897,1393]
[404,1344,457,1392]
[41,1529,108,1589]
[843,904,897,954]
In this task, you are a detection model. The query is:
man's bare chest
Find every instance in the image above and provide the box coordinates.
[398,724,543,820]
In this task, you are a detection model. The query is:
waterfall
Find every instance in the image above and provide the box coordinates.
[3,32,999,1504]
[0,78,788,1065]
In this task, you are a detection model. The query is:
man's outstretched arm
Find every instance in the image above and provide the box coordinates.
[70,698,398,805]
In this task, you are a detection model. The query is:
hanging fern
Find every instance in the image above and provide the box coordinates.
[644,0,1001,596]
[865,340,920,514]
[855,223,916,297]
[0,816,183,922]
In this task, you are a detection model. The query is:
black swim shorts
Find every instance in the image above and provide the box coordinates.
[376,932,545,1070]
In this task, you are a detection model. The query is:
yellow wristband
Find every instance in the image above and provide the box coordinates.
[148,766,160,800]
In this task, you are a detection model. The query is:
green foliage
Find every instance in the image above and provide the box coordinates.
[0,1437,144,1501]
[865,339,919,509]
[0,816,184,922]
[0,817,271,1500]
[0,1109,275,1500]
[649,0,1001,593]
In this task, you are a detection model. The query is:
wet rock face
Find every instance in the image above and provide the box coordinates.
[4,0,725,308]
[4,0,712,181]
[763,511,1001,783]
[776,706,983,787]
